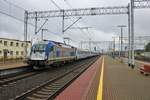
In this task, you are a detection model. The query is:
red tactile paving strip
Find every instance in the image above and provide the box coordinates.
[55,57,102,100]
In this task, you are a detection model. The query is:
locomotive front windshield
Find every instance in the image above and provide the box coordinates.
[32,44,47,52]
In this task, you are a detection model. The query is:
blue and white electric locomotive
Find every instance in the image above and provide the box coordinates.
[27,40,76,69]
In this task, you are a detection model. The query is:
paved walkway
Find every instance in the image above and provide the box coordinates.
[0,62,28,70]
[55,57,102,100]
[115,57,150,69]
[103,56,150,100]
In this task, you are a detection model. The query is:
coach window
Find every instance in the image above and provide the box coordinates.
[10,42,13,46]
[16,42,19,47]
[4,41,8,46]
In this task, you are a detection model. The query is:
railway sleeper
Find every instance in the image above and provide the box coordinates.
[50,83,63,86]
[32,93,50,98]
[27,96,46,100]
[41,88,54,92]
[44,86,58,90]
[36,91,53,95]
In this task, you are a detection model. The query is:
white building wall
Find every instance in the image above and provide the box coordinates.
[0,38,31,60]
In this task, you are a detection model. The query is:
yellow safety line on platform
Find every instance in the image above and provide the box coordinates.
[97,57,104,100]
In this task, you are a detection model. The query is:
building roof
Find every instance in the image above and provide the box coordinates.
[0,38,31,43]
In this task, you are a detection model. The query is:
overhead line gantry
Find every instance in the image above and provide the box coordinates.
[24,0,150,68]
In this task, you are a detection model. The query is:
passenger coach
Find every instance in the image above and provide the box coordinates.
[27,40,98,69]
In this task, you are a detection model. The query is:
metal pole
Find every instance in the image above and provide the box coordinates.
[41,29,47,41]
[121,27,123,57]
[117,25,126,57]
[89,38,91,52]
[128,3,131,66]
[113,37,116,58]
[24,10,28,58]
[81,41,83,49]
[41,29,43,41]
[119,36,121,58]
[131,0,135,68]
[35,12,38,34]
[62,10,65,34]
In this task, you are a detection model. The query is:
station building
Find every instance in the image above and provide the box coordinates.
[0,38,31,62]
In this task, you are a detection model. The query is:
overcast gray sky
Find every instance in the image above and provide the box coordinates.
[0,0,150,50]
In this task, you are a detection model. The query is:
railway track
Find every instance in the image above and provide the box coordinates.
[0,61,78,87]
[14,57,98,100]
[0,61,82,87]
[0,71,41,86]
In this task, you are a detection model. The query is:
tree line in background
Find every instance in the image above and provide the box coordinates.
[145,42,150,52]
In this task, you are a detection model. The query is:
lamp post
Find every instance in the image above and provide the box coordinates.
[112,37,116,58]
[117,25,127,57]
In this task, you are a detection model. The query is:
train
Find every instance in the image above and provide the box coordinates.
[27,40,99,69]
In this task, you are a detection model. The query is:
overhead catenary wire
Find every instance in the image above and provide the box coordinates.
[3,0,26,11]
[50,0,62,10]
[0,10,24,22]
[64,0,72,8]
[49,0,87,43]
[0,10,60,35]
[0,0,62,38]
[63,0,93,49]
[63,0,92,39]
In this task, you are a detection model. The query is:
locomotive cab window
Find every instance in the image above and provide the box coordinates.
[32,44,47,52]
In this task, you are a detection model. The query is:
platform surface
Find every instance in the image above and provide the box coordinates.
[119,57,150,68]
[103,56,150,100]
[0,62,28,70]
[55,56,150,100]
[55,57,102,100]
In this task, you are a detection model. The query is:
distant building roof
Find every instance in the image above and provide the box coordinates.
[0,38,31,43]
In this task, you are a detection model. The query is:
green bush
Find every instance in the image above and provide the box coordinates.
[145,42,150,52]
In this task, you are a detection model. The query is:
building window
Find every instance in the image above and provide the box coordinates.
[26,43,28,47]
[4,41,8,46]
[10,42,14,46]
[16,42,19,47]
[21,51,24,55]
[16,51,19,55]
[10,51,13,55]
[21,43,24,47]
[0,50,2,55]
[0,40,2,44]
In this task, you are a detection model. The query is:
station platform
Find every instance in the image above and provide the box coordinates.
[0,62,28,70]
[119,57,150,67]
[55,56,150,100]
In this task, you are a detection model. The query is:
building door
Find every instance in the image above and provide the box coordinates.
[3,49,8,63]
